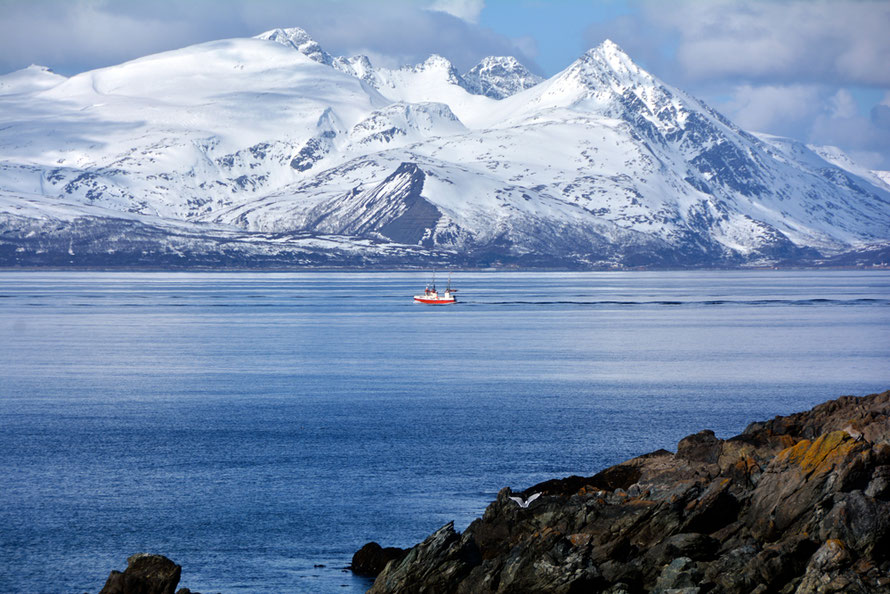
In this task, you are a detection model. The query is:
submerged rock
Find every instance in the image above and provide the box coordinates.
[361,390,890,593]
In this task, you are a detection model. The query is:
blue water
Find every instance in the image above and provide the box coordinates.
[1,271,888,593]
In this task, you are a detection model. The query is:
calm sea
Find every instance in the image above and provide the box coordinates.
[1,271,888,593]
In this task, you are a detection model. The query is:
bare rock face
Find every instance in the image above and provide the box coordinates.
[98,553,183,594]
[361,390,890,593]
[369,522,482,593]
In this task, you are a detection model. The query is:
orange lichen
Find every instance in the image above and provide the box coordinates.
[625,499,656,508]
[778,438,813,467]
[776,434,797,449]
[775,430,858,476]
[733,455,760,478]
[568,533,593,547]
[529,526,563,541]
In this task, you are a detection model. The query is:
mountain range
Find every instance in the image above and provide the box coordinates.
[1,27,888,268]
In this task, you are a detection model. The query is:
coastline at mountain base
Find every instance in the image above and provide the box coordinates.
[360,390,890,593]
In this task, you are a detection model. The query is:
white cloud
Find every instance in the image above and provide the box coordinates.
[828,89,857,119]
[427,0,485,24]
[643,0,890,87]
[718,84,824,136]
[809,108,889,168]
[710,84,890,168]
[0,1,202,74]
[0,0,529,76]
[510,35,539,62]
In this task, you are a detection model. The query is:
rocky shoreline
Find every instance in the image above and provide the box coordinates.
[94,391,890,593]
[356,390,890,593]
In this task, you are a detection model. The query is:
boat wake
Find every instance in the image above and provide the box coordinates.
[468,298,890,307]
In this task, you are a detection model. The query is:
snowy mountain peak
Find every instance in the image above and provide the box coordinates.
[331,54,377,85]
[579,39,649,85]
[255,27,334,66]
[377,53,465,88]
[528,38,662,112]
[414,54,463,84]
[593,39,630,62]
[463,56,543,99]
[0,63,67,95]
[482,56,522,68]
[419,54,454,70]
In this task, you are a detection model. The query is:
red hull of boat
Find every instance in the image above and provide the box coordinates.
[414,297,456,305]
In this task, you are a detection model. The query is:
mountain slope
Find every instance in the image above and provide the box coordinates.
[1,29,888,268]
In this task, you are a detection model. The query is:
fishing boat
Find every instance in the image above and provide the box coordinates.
[414,273,457,305]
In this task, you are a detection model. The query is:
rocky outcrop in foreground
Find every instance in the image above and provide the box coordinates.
[363,391,890,593]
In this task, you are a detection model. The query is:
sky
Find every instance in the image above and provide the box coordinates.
[1,0,888,169]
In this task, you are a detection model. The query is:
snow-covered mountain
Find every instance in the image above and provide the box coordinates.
[0,64,67,95]
[462,56,543,99]
[1,27,888,268]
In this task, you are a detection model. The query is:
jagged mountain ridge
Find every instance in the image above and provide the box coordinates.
[0,27,888,268]
[462,56,544,99]
[258,27,541,102]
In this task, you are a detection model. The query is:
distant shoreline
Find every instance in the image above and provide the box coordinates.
[2,265,888,272]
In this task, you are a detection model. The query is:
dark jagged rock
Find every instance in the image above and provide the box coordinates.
[351,542,408,577]
[362,390,890,593]
[369,522,483,593]
[98,553,182,594]
[677,430,722,464]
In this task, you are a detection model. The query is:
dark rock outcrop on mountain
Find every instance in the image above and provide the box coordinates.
[362,390,890,593]
[98,553,196,594]
[306,162,444,247]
